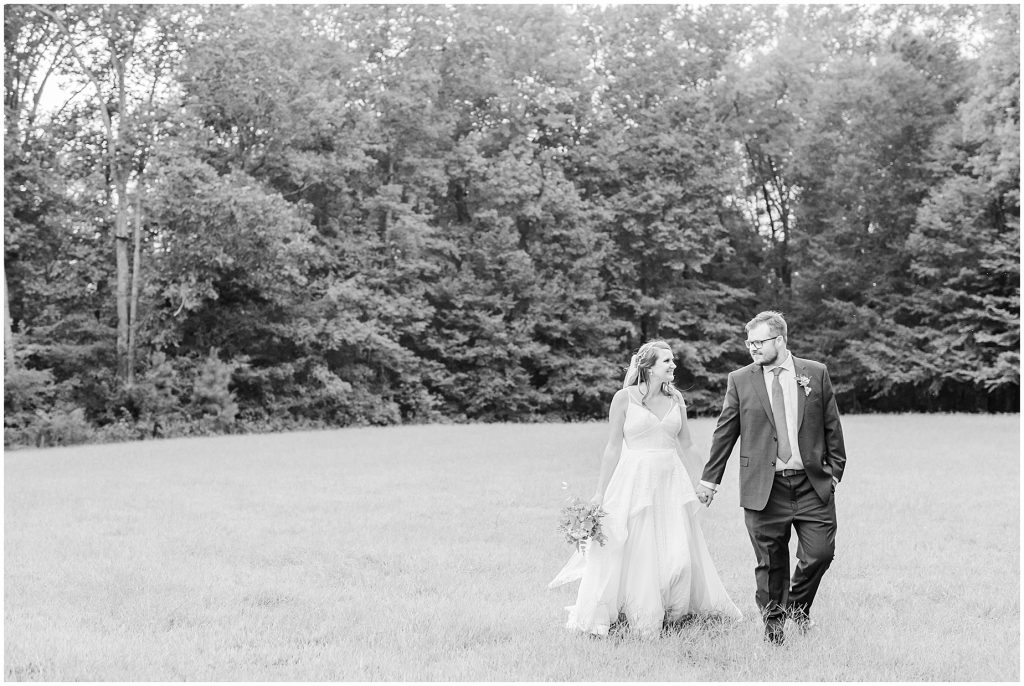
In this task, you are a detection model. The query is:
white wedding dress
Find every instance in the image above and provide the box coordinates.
[549,394,742,635]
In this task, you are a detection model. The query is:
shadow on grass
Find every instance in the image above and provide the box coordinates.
[582,611,741,642]
[662,613,740,636]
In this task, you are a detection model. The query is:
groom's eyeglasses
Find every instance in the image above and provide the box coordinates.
[744,335,779,351]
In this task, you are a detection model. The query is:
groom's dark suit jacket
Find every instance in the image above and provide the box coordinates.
[703,356,847,510]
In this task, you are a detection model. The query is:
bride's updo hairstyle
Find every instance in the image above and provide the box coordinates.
[622,340,683,406]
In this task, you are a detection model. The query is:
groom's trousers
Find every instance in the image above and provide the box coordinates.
[744,470,837,629]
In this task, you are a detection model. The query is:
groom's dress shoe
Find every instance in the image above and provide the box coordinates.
[786,614,819,638]
[764,623,785,645]
[787,605,815,634]
[792,616,817,634]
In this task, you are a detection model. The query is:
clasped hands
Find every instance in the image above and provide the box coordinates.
[695,483,716,507]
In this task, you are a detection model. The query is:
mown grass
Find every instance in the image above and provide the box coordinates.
[4,414,1019,680]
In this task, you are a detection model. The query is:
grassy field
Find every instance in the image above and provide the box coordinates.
[4,414,1019,681]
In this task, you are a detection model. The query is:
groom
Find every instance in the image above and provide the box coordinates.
[696,311,847,645]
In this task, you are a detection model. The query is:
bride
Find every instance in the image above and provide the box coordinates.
[550,340,742,635]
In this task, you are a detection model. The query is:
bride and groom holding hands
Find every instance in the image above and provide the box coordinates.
[550,310,848,646]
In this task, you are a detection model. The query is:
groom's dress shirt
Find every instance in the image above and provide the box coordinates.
[764,352,804,473]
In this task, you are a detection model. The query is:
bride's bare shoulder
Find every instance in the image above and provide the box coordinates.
[610,387,641,409]
[611,387,633,403]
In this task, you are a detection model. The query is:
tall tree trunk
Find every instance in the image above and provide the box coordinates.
[34,5,130,380]
[778,207,791,290]
[112,35,131,382]
[4,270,16,373]
[127,189,143,385]
[114,175,131,380]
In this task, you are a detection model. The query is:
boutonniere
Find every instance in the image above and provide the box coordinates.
[796,375,812,396]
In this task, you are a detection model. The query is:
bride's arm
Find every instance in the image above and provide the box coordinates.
[673,395,706,485]
[591,389,628,505]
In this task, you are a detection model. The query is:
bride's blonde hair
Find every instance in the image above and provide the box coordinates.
[622,340,683,406]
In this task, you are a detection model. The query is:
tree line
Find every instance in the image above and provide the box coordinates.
[4,4,1019,448]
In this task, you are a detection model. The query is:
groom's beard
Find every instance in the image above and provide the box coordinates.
[754,349,782,366]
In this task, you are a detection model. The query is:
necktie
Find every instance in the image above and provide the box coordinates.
[771,367,792,463]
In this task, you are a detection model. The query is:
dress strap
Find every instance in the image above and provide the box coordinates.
[627,386,679,414]
[627,388,668,405]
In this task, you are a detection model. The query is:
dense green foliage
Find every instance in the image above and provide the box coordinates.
[4,5,1019,447]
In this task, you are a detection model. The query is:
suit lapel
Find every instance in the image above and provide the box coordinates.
[749,365,776,430]
[794,357,807,431]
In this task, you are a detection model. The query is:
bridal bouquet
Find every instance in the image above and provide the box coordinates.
[558,496,608,553]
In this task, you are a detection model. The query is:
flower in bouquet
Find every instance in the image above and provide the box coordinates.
[557,496,608,552]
